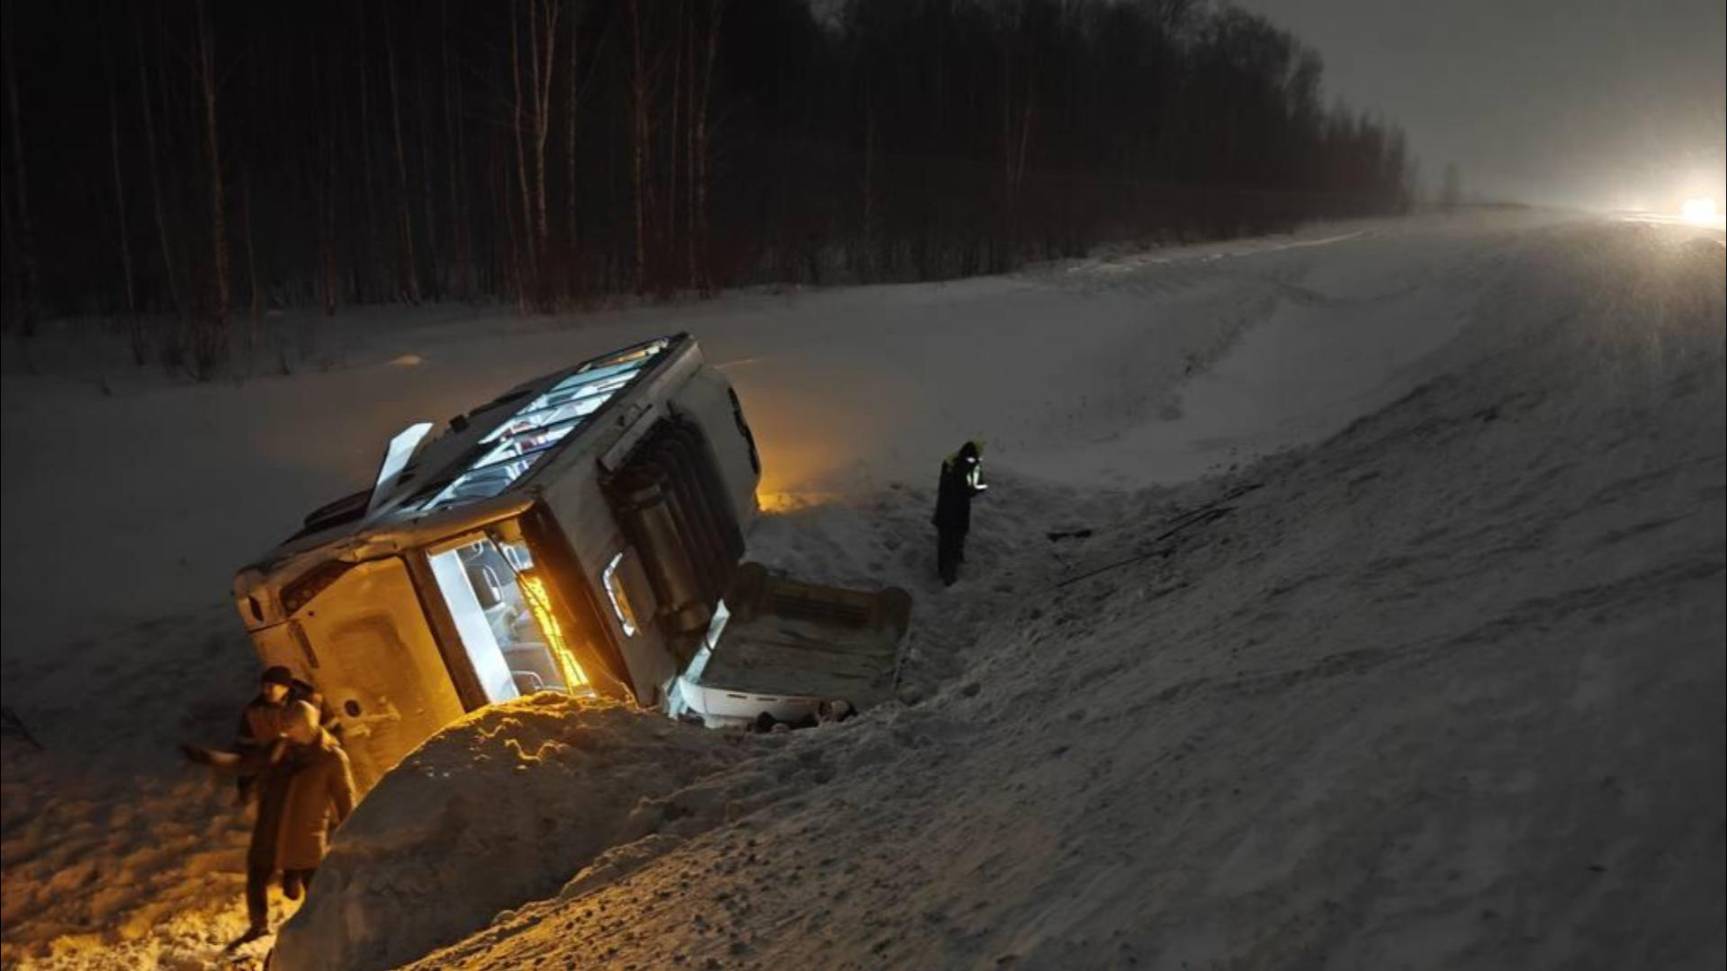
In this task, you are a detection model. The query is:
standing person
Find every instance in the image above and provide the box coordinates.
[234,666,338,802]
[272,700,356,903]
[183,715,295,947]
[234,666,295,764]
[233,739,296,946]
[183,677,343,947]
[237,666,337,760]
[932,440,988,586]
[182,666,297,945]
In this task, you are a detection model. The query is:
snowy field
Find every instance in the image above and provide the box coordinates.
[2,211,1722,969]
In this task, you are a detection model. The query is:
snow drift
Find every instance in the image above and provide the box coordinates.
[6,215,1446,966]
[393,222,1723,969]
[3,213,1720,969]
[269,696,760,970]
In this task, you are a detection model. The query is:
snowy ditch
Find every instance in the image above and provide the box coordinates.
[372,219,1722,970]
[271,697,766,970]
[4,212,1721,969]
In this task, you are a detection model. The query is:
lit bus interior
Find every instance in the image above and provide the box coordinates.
[426,531,591,703]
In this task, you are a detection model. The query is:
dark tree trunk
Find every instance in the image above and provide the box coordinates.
[382,4,421,304]
[3,28,42,334]
[104,33,136,315]
[133,11,181,319]
[195,0,231,365]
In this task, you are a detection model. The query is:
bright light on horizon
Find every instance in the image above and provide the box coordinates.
[1679,196,1724,228]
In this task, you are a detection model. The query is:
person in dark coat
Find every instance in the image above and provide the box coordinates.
[272,700,356,902]
[234,666,338,803]
[932,440,988,585]
[236,667,335,767]
[182,718,293,945]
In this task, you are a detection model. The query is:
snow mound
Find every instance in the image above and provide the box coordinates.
[5,212,1717,969]
[270,695,761,971]
[388,221,1724,969]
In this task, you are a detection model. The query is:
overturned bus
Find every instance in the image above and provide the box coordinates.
[233,334,910,791]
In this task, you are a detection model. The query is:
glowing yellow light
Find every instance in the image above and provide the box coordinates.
[756,489,842,513]
[756,490,800,513]
[520,573,590,689]
[1679,197,1723,228]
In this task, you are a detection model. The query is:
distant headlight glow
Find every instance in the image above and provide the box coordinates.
[1679,196,1723,228]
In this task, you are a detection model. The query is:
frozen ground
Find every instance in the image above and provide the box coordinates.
[2,211,1721,969]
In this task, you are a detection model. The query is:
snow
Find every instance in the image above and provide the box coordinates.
[0,216,1498,647]
[269,695,765,971]
[3,212,1722,969]
[1,605,267,968]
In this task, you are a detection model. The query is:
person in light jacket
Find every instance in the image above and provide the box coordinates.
[271,700,356,902]
[191,699,355,946]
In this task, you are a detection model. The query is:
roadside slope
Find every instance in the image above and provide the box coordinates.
[401,225,1725,970]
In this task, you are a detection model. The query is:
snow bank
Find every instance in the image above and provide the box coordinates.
[3,213,1476,965]
[268,695,762,971]
[396,221,1725,969]
[5,211,1718,969]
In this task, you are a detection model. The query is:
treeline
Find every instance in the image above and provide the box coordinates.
[2,0,1411,364]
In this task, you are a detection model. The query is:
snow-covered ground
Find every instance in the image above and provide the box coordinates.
[2,211,1721,969]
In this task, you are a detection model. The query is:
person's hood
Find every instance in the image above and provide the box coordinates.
[948,441,985,465]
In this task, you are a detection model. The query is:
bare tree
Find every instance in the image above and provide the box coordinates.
[414,40,441,300]
[3,25,41,334]
[528,0,560,257]
[563,3,609,295]
[692,0,725,293]
[667,6,684,288]
[998,7,1036,217]
[103,29,136,315]
[133,10,181,319]
[681,10,694,288]
[859,65,876,279]
[382,4,421,304]
[628,0,649,291]
[441,0,473,301]
[194,0,231,372]
[320,124,339,316]
[242,170,261,323]
[10,0,1418,319]
[565,4,582,257]
[355,0,379,301]
[508,0,560,304]
[510,2,536,300]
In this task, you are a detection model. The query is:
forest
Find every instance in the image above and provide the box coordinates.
[1,0,1413,374]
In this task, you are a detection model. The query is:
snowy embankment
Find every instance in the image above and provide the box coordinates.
[2,212,1721,969]
[271,697,772,970]
[307,219,1722,970]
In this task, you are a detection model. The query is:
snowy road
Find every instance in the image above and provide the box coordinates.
[3,211,1722,969]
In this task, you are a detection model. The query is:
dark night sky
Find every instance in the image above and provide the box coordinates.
[1232,0,1727,211]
